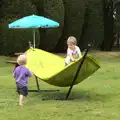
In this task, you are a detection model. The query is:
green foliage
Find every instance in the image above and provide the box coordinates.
[2,0,119,53]
[56,0,104,51]
[0,22,40,55]
[1,0,37,21]
[41,0,64,51]
[29,0,65,51]
[81,0,104,48]
[0,0,40,55]
[114,0,120,35]
[58,0,85,50]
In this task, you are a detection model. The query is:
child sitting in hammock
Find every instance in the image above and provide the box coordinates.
[65,36,82,66]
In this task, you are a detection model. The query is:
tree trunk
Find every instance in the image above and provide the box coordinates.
[117,34,120,48]
[79,7,89,50]
[36,0,47,50]
[101,0,115,51]
[54,0,68,53]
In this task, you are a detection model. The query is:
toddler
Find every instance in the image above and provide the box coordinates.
[13,54,33,105]
[65,36,82,66]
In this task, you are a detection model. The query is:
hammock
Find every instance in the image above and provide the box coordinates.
[25,48,100,87]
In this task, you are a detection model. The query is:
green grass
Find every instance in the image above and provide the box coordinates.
[0,52,120,120]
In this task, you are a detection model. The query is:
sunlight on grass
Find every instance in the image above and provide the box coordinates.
[0,52,120,120]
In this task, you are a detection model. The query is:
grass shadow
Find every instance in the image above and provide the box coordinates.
[29,88,112,102]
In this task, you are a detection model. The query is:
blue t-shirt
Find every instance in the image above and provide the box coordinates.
[13,65,32,87]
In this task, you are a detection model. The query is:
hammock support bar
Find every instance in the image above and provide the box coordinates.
[65,44,91,100]
[28,75,40,92]
[5,61,60,93]
[28,76,60,93]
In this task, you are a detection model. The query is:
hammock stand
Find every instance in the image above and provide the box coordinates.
[6,61,60,93]
[6,44,91,100]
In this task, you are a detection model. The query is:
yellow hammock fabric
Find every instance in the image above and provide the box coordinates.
[25,48,100,87]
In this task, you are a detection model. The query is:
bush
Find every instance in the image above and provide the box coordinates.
[0,0,40,55]
[81,0,104,49]
[0,21,40,55]
[55,0,86,51]
[42,0,64,51]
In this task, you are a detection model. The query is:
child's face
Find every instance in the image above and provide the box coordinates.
[67,42,75,50]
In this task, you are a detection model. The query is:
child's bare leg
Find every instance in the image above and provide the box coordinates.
[19,94,24,105]
[22,96,24,104]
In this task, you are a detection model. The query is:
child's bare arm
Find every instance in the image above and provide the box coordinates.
[68,55,75,61]
[26,69,33,77]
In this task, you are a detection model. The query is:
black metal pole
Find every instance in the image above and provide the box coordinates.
[35,76,40,92]
[28,76,40,92]
[65,44,91,99]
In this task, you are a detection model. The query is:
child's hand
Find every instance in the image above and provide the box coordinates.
[70,57,75,62]
[69,55,76,62]
[74,59,77,62]
[71,59,76,62]
[73,59,77,62]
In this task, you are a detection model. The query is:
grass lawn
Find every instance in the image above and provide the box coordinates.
[0,51,120,120]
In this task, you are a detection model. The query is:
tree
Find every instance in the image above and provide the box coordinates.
[114,0,120,48]
[0,0,40,55]
[0,0,8,20]
[54,0,85,52]
[29,0,64,51]
[100,0,115,51]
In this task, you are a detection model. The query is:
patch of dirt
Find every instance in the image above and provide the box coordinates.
[55,53,66,57]
[56,51,120,57]
[92,51,120,57]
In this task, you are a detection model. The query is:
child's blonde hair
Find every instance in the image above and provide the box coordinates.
[67,36,77,45]
[17,55,27,65]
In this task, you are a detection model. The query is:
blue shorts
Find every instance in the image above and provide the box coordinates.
[16,83,28,96]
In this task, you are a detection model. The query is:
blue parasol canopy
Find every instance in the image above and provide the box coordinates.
[9,14,59,28]
[8,14,60,48]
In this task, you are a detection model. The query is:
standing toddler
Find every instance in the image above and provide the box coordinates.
[13,54,32,105]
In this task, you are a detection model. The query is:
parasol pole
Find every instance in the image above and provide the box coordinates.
[33,29,35,48]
